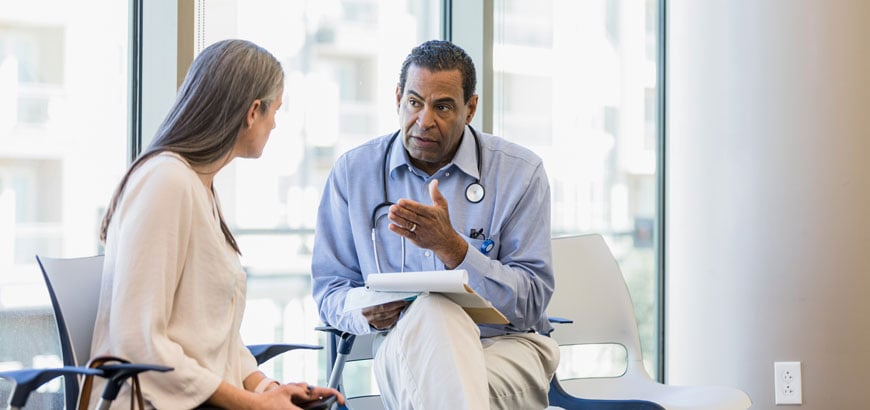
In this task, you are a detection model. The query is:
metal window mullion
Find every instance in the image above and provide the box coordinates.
[128,0,143,163]
[449,0,493,134]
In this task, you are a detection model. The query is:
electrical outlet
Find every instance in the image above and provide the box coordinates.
[774,361,802,405]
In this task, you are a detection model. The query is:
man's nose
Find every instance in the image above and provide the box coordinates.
[416,106,435,129]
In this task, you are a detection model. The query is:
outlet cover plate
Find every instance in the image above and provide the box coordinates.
[775,361,802,405]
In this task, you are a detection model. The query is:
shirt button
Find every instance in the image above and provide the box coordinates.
[445,172,450,177]
[425,251,431,257]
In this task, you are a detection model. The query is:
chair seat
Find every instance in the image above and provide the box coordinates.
[561,378,752,410]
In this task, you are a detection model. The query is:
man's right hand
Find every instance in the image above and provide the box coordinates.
[362,300,411,330]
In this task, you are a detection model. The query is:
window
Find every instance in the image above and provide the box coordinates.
[0,3,663,405]
[197,0,442,390]
[493,0,661,377]
[0,1,129,406]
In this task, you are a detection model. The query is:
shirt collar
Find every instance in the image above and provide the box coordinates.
[387,126,479,180]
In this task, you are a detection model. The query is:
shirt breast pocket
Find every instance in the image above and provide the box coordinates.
[466,235,497,257]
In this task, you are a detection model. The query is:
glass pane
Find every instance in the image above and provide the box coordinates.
[0,1,129,407]
[493,0,660,376]
[199,0,441,390]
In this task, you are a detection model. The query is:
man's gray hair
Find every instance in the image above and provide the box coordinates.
[398,40,477,103]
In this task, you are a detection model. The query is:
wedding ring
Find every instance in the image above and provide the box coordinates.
[409,223,417,232]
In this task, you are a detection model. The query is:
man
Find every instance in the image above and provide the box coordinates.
[312,40,558,409]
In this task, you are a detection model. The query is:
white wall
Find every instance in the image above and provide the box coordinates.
[667,0,870,408]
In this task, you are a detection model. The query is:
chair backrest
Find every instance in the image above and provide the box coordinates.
[35,254,105,408]
[548,234,650,380]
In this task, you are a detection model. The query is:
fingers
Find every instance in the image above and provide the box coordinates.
[308,386,345,404]
[428,179,447,208]
[389,179,447,227]
[389,202,422,234]
[362,300,410,329]
[279,383,346,408]
[388,180,446,238]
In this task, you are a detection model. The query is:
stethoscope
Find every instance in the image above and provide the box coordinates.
[370,126,494,273]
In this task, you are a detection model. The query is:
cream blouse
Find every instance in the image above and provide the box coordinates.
[90,152,257,409]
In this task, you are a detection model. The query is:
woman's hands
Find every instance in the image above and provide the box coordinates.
[256,382,345,409]
[209,379,344,409]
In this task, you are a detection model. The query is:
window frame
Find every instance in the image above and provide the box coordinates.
[134,0,667,382]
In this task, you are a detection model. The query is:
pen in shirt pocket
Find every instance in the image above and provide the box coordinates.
[469,228,495,255]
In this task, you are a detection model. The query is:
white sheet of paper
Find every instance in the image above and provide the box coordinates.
[342,287,420,313]
[340,270,508,324]
[342,270,468,313]
[366,270,469,293]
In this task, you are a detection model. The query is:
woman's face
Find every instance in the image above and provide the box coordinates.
[235,90,284,159]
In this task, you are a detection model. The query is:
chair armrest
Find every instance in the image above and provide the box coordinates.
[0,366,102,408]
[247,343,323,365]
[314,326,356,355]
[96,363,173,401]
[314,325,344,337]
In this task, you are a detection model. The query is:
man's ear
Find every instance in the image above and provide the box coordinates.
[465,94,479,124]
[245,99,262,128]
[395,85,402,113]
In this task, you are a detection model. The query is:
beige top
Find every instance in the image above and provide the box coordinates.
[90,152,257,409]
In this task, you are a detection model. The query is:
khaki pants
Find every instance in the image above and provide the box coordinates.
[373,294,559,410]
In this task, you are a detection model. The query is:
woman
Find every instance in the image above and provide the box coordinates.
[91,39,343,409]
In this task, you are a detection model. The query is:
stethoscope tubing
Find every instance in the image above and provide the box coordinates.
[370,126,486,273]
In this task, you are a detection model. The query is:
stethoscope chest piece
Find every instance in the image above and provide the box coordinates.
[465,182,485,203]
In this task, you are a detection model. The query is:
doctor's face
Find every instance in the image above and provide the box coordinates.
[396,65,478,176]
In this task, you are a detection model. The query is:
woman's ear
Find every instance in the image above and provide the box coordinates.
[245,99,262,128]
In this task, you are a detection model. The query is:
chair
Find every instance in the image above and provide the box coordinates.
[318,329,662,410]
[547,234,752,410]
[318,301,661,409]
[0,255,175,410]
[1,255,321,409]
[318,327,383,410]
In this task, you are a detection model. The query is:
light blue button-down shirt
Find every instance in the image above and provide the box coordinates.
[311,126,553,338]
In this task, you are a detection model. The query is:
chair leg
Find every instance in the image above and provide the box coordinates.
[326,332,356,391]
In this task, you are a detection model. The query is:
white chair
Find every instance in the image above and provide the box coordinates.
[321,305,661,410]
[548,234,752,410]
